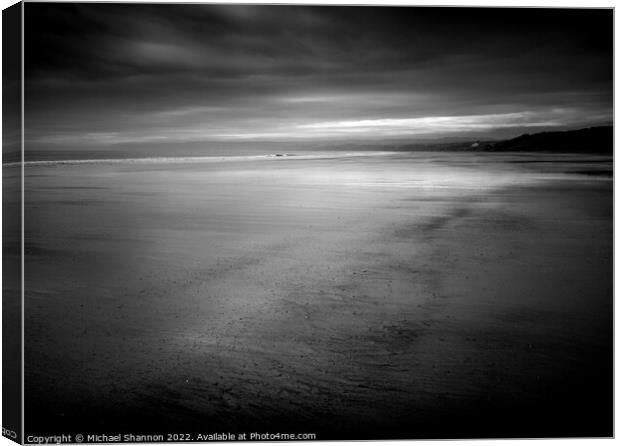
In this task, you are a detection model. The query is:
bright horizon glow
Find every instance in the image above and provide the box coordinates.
[297,112,559,130]
[26,108,610,146]
[211,109,599,141]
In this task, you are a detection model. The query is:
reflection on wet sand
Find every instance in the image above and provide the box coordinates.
[21,152,612,438]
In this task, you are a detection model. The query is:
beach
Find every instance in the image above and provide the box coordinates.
[21,152,612,438]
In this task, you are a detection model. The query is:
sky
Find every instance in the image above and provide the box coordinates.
[24,4,613,155]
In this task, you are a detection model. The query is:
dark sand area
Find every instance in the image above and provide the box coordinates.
[20,152,612,439]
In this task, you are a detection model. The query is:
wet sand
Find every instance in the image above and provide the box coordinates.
[21,152,612,439]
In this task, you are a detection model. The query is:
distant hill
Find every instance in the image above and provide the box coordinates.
[481,126,613,154]
[327,126,613,154]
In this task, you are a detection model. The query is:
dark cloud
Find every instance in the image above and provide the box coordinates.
[24,4,613,152]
